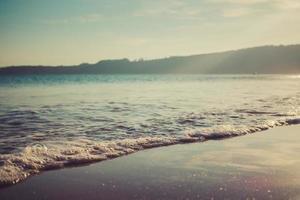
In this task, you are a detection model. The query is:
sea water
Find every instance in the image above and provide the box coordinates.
[0,74,299,185]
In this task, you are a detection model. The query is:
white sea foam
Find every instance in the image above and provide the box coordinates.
[1,117,299,186]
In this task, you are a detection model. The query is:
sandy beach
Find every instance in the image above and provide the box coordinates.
[0,125,300,200]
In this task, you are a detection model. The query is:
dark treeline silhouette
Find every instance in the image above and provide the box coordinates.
[1,45,300,75]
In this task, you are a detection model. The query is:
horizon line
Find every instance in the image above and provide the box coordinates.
[1,43,299,68]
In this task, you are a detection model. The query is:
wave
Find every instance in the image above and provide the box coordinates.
[1,117,299,187]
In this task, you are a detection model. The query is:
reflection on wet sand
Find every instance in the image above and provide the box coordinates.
[0,125,300,200]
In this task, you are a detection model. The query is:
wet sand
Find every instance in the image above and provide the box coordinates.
[0,125,300,200]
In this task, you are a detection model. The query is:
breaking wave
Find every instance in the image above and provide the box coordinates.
[1,117,299,186]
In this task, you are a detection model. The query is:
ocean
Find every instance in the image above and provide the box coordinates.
[0,74,299,185]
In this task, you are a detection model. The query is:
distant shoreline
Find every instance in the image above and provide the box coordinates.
[1,44,300,74]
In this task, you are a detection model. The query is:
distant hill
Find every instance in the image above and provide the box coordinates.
[1,44,300,74]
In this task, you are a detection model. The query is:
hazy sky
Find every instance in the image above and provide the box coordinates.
[0,0,300,66]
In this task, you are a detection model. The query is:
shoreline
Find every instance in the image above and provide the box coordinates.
[0,118,299,187]
[0,125,300,199]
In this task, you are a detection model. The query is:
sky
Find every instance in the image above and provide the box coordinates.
[0,0,300,67]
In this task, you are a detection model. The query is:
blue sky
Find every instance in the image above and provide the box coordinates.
[0,0,300,66]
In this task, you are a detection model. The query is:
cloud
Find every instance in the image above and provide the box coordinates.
[41,14,103,25]
[134,0,286,20]
[133,0,203,20]
[274,0,300,9]
[222,7,251,17]
[78,14,102,23]
[211,0,300,9]
[208,0,300,18]
[211,0,269,5]
[134,7,201,19]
